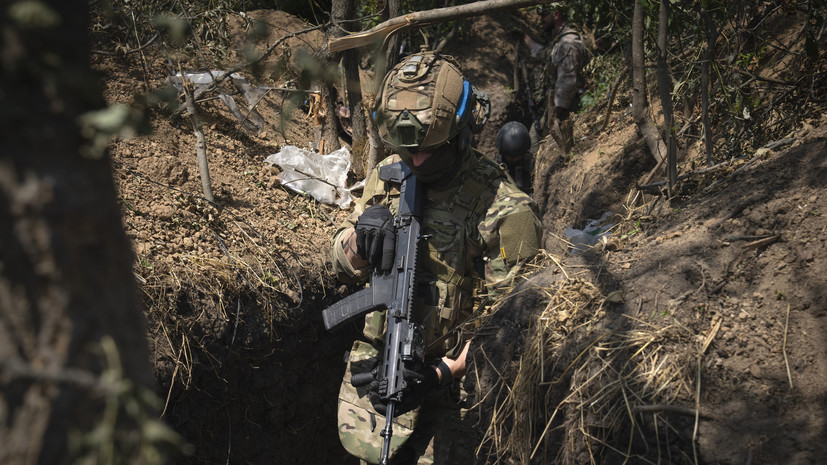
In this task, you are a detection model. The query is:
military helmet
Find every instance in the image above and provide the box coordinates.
[495,121,531,158]
[373,50,489,154]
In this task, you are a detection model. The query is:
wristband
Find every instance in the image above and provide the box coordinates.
[436,360,453,387]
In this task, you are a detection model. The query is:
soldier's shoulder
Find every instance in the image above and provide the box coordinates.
[377,154,402,168]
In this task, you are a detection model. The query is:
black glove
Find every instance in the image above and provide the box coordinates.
[354,205,396,273]
[368,364,438,417]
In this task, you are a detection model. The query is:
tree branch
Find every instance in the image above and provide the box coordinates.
[328,0,551,53]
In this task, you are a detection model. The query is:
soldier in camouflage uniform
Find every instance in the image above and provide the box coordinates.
[330,50,542,464]
[523,8,588,154]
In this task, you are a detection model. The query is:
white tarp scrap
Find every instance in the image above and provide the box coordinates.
[167,71,266,132]
[264,145,363,209]
[563,212,616,254]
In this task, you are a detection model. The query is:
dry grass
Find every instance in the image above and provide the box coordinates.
[472,251,697,465]
[132,198,312,412]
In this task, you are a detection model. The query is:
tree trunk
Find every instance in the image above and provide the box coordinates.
[631,0,667,165]
[185,89,215,202]
[366,0,402,175]
[334,0,368,179]
[383,0,403,72]
[700,5,717,166]
[321,81,342,154]
[657,0,677,194]
[0,2,162,465]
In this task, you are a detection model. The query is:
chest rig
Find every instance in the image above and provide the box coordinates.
[366,157,505,358]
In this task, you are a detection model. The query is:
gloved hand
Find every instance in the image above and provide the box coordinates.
[354,205,396,273]
[367,364,438,417]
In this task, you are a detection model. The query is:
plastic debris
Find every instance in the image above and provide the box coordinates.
[167,71,266,132]
[563,212,615,254]
[264,145,363,209]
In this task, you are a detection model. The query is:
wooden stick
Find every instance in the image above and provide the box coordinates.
[328,0,551,53]
[741,234,779,251]
[783,303,793,388]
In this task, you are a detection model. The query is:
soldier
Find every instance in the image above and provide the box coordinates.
[523,8,588,154]
[495,121,533,194]
[330,50,542,464]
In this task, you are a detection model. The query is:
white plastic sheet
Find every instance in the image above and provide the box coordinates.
[167,71,265,132]
[563,212,615,254]
[264,145,363,209]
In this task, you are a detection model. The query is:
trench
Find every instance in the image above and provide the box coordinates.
[150,287,361,465]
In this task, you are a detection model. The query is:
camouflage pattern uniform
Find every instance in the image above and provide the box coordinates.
[331,149,541,464]
[528,26,587,153]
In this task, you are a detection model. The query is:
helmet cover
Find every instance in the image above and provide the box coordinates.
[374,51,486,154]
[495,121,531,158]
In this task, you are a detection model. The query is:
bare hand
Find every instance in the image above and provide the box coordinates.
[438,340,472,382]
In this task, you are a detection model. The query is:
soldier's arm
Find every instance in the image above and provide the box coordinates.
[330,156,403,283]
[478,180,542,291]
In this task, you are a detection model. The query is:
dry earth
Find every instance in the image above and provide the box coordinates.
[94,8,826,465]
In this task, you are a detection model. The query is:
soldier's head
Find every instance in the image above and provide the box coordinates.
[373,50,488,184]
[496,121,531,164]
[539,7,567,33]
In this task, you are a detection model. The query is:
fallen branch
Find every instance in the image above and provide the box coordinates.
[328,0,550,53]
[741,234,779,251]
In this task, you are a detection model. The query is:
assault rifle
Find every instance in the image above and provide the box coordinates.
[322,161,425,465]
[520,60,543,135]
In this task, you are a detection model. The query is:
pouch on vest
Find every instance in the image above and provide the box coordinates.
[337,340,420,464]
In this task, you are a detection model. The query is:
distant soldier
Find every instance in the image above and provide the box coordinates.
[523,8,588,154]
[495,121,533,194]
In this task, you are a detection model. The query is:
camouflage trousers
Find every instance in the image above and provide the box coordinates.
[359,383,479,465]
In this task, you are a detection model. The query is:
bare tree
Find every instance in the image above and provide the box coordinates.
[631,0,667,165]
[0,3,169,464]
[699,4,719,166]
[657,0,677,194]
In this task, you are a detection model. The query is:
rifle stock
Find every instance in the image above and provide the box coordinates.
[322,162,425,465]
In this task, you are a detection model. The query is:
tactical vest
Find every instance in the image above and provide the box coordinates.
[363,153,506,359]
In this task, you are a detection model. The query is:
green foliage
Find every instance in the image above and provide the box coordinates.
[69,337,185,465]
[579,53,625,113]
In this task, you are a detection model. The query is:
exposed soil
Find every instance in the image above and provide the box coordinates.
[95,8,826,465]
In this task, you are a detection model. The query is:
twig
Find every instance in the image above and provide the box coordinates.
[638,154,749,190]
[599,72,627,132]
[782,303,793,388]
[722,234,775,242]
[741,234,779,251]
[701,150,763,194]
[131,11,151,92]
[632,404,712,419]
[692,356,700,465]
[91,31,161,56]
[700,318,721,355]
